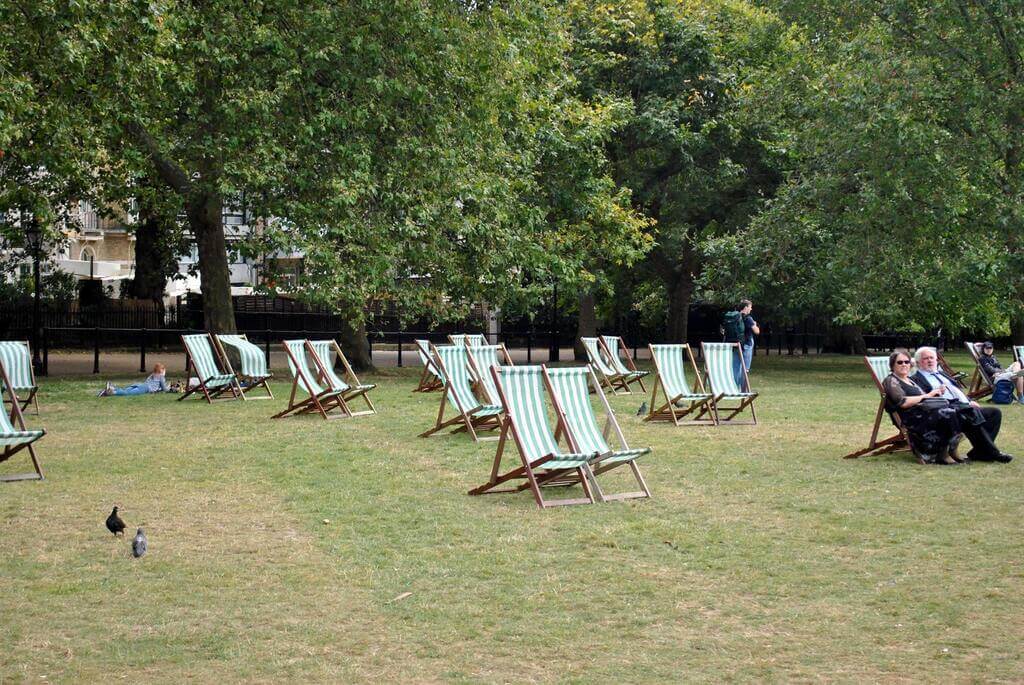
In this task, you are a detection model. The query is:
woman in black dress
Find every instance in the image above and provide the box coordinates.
[882,350,963,465]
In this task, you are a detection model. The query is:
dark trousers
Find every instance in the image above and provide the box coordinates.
[960,406,1002,459]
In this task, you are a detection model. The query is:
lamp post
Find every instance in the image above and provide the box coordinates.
[23,214,43,374]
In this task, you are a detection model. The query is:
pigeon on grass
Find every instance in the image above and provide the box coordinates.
[132,528,147,558]
[636,401,647,417]
[105,507,126,537]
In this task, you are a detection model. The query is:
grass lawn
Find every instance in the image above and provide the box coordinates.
[2,352,1022,682]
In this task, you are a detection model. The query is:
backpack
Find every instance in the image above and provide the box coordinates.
[991,379,1014,404]
[722,311,745,343]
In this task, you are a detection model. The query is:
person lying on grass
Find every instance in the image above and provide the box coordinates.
[97,363,171,397]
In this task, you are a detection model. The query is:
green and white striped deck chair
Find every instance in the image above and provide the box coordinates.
[419,344,502,441]
[600,335,649,393]
[701,342,758,425]
[214,334,273,400]
[468,366,600,507]
[273,339,348,419]
[1015,345,1024,366]
[581,337,626,394]
[0,354,44,481]
[543,365,651,501]
[844,356,911,459]
[448,333,487,347]
[466,344,514,406]
[179,334,241,403]
[414,339,444,393]
[645,344,714,425]
[306,339,376,417]
[0,341,39,414]
[964,342,995,400]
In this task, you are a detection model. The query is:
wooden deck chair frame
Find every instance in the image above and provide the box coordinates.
[644,344,715,425]
[468,366,600,508]
[543,365,651,501]
[212,334,274,400]
[272,340,349,420]
[305,339,376,417]
[413,339,444,393]
[0,340,39,415]
[581,337,630,395]
[419,343,502,442]
[599,335,649,394]
[963,341,995,400]
[178,334,242,403]
[701,342,758,425]
[844,356,911,459]
[0,357,44,482]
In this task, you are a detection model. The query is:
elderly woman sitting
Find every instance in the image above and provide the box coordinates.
[881,350,964,465]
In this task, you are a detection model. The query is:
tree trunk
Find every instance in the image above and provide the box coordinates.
[125,202,174,314]
[186,191,236,334]
[574,290,597,360]
[824,324,866,355]
[1011,316,1024,346]
[665,274,694,343]
[337,319,374,372]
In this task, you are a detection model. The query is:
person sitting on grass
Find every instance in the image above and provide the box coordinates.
[98,363,171,397]
[977,341,1024,403]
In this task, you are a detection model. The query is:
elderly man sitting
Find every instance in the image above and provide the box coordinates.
[911,346,1013,463]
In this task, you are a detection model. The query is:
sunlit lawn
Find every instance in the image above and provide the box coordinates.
[2,352,1022,682]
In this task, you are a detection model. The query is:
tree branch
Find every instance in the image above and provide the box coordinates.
[123,121,191,196]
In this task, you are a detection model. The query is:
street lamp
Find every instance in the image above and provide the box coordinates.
[23,214,43,373]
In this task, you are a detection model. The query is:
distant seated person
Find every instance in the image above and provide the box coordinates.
[882,350,963,465]
[912,347,1013,463]
[98,363,171,397]
[977,341,1024,404]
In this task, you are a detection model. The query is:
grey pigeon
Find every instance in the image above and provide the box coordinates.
[636,401,647,416]
[132,528,147,558]
[105,507,126,536]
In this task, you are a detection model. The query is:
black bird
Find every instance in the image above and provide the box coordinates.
[106,507,126,536]
[636,401,647,417]
[132,528,147,558]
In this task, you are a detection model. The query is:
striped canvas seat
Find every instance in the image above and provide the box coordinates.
[600,335,649,387]
[543,366,651,501]
[467,344,513,405]
[844,356,912,460]
[701,343,758,425]
[0,341,39,414]
[448,333,487,347]
[468,366,599,507]
[217,335,270,378]
[413,339,444,392]
[215,334,274,400]
[0,354,44,481]
[179,334,240,403]
[645,344,714,425]
[1015,346,1024,366]
[420,344,502,441]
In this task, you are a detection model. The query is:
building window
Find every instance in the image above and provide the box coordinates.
[80,246,96,261]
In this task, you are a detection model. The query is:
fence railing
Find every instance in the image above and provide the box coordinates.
[25,324,966,376]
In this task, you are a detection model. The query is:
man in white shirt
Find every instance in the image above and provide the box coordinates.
[911,346,1012,463]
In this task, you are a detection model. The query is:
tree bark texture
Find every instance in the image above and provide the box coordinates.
[574,290,597,360]
[665,274,694,343]
[337,319,374,372]
[186,191,236,334]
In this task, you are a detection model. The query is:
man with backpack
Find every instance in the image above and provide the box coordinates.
[723,299,760,390]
